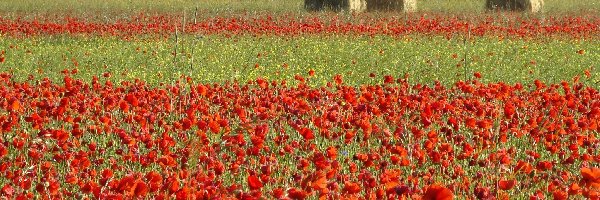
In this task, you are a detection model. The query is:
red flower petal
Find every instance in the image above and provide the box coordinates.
[248,175,263,190]
[498,179,517,191]
[423,184,453,200]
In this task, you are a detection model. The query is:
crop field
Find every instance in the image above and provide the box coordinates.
[0,0,599,199]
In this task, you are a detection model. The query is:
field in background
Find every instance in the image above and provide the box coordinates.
[1,35,598,86]
[0,0,598,17]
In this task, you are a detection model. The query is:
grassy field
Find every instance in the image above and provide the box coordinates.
[0,0,597,17]
[1,35,597,86]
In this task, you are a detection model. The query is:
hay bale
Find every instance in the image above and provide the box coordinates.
[349,0,368,12]
[529,0,544,13]
[485,0,544,12]
[305,0,419,12]
[305,0,367,12]
[327,0,367,12]
[366,0,417,12]
[326,0,343,11]
[403,0,417,12]
[305,0,325,11]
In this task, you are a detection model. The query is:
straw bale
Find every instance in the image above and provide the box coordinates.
[486,0,544,12]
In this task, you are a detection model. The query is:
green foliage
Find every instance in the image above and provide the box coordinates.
[1,35,597,86]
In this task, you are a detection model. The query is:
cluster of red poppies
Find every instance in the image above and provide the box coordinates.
[0,14,597,38]
[0,71,598,199]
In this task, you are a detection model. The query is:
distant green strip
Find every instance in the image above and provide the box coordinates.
[1,35,598,86]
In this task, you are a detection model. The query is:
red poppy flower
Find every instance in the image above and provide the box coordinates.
[423,184,453,200]
[287,188,308,200]
[299,127,314,140]
[474,186,491,199]
[133,181,148,197]
[168,177,180,194]
[552,190,568,200]
[272,188,285,198]
[581,167,600,188]
[248,175,263,190]
[498,179,516,191]
[536,161,553,171]
[515,161,534,174]
[8,99,21,113]
[326,146,338,160]
[342,181,361,194]
[2,184,13,196]
[568,183,581,195]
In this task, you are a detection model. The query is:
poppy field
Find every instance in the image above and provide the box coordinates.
[0,0,599,199]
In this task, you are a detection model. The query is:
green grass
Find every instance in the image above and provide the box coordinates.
[1,35,597,86]
[0,0,597,18]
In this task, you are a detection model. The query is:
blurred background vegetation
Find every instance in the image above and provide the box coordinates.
[0,0,597,17]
